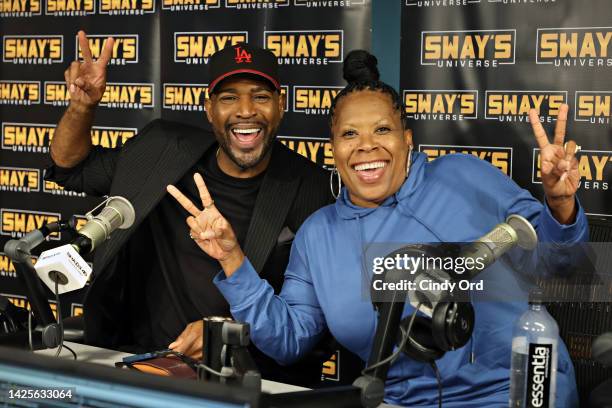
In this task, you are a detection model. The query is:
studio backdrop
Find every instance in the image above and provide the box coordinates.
[400,0,611,217]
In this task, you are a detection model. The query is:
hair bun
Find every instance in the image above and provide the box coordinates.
[343,50,380,84]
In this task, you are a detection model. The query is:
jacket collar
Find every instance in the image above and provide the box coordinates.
[243,141,302,272]
[96,125,214,272]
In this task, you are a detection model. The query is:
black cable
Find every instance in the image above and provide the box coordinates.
[361,303,423,376]
[430,361,442,408]
[28,310,33,351]
[63,344,77,360]
[52,283,77,360]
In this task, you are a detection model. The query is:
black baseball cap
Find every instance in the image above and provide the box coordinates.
[208,43,280,93]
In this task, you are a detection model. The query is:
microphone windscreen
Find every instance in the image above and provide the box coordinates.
[506,214,537,250]
[106,196,135,229]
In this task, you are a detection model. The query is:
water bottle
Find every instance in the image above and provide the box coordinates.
[509,289,558,408]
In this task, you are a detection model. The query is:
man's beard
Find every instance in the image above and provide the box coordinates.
[216,125,277,170]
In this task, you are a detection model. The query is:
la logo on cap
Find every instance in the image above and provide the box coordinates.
[234,46,252,64]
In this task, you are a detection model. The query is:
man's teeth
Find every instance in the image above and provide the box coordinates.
[233,128,261,134]
[354,161,387,171]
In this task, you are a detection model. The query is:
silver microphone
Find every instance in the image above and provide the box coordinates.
[410,214,538,317]
[34,196,135,294]
[459,214,538,280]
[75,196,136,253]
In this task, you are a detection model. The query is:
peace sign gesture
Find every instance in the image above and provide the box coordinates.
[529,104,580,223]
[65,31,114,109]
[167,173,244,276]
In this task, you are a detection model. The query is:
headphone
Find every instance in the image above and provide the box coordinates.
[399,300,474,363]
[373,244,475,363]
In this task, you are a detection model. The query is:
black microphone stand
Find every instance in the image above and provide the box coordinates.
[2,220,77,349]
[350,246,433,408]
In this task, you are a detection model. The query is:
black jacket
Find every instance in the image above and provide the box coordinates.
[45,119,334,383]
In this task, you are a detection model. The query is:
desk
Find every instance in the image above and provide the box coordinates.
[34,343,397,407]
[35,341,310,395]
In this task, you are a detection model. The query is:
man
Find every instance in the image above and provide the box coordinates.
[45,31,333,383]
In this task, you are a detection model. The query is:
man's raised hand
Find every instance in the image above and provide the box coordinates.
[65,30,114,110]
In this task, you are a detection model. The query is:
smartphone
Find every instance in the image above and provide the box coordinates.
[122,348,172,364]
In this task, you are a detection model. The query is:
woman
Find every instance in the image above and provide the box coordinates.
[167,51,586,406]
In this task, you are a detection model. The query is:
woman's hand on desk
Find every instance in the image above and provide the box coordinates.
[168,320,203,359]
[167,172,244,276]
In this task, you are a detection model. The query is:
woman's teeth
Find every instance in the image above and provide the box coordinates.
[353,161,387,171]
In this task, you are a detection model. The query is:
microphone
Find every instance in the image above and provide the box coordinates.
[592,332,612,367]
[409,214,538,317]
[34,196,135,294]
[458,214,538,279]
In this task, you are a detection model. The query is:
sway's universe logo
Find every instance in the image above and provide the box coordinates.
[293,86,342,115]
[488,0,556,4]
[1,123,55,153]
[99,0,154,14]
[0,167,40,192]
[90,126,137,148]
[406,0,480,7]
[404,90,478,121]
[0,253,37,278]
[44,81,69,106]
[43,180,86,196]
[1,209,61,239]
[294,0,365,7]
[575,92,612,125]
[225,0,288,9]
[76,34,138,65]
[278,136,334,167]
[162,0,219,10]
[1,0,41,16]
[46,0,95,16]
[484,90,567,123]
[264,30,343,65]
[421,30,515,68]
[174,32,247,64]
[0,81,40,105]
[99,83,154,109]
[420,144,512,176]
[533,149,610,191]
[537,27,612,68]
[163,83,209,111]
[3,35,63,64]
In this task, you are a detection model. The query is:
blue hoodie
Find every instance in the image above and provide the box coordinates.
[215,152,587,407]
